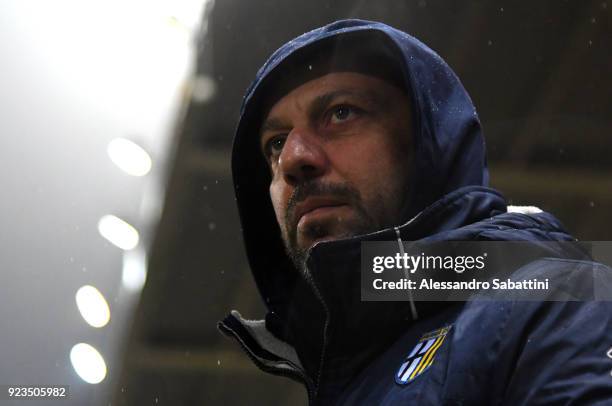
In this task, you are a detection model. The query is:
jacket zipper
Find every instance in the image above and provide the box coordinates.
[308,274,331,405]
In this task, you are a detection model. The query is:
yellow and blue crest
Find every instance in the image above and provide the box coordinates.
[395,326,451,385]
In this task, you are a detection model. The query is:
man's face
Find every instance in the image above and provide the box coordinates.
[260,72,413,270]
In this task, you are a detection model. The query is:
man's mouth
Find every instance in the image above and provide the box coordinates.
[293,197,348,227]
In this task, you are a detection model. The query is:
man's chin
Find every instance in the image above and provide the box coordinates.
[286,218,378,271]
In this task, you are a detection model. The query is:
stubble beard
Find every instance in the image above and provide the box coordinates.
[280,180,384,277]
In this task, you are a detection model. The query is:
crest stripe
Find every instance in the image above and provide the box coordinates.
[400,357,421,382]
[396,361,409,379]
[410,336,443,379]
[421,334,449,371]
[418,338,436,355]
[412,335,446,378]
[407,341,424,359]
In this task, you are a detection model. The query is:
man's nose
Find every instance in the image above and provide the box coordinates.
[278,129,328,185]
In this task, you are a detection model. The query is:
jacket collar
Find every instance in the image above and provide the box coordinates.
[220,186,507,403]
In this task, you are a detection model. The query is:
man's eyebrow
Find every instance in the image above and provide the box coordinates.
[307,88,381,122]
[260,88,383,137]
[260,117,288,135]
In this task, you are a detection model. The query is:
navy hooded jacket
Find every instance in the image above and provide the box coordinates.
[218,19,612,405]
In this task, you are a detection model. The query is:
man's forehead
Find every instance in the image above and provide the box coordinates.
[256,36,406,128]
[270,73,385,108]
[261,73,392,132]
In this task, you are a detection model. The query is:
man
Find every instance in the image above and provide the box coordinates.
[218,19,612,405]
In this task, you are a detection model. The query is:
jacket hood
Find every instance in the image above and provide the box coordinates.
[232,19,489,315]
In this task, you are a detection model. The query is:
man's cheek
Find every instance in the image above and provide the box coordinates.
[269,185,284,219]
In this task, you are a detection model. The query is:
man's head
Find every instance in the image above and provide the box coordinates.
[232,20,488,309]
[260,71,413,271]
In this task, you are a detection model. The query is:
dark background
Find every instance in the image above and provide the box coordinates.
[114,1,611,404]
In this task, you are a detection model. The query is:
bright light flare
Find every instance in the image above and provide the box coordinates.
[70,343,107,384]
[97,215,139,250]
[107,138,152,176]
[191,75,216,103]
[75,285,110,328]
[122,249,147,291]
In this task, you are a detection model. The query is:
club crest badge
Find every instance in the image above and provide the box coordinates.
[395,326,452,385]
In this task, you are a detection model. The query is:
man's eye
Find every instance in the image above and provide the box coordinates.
[330,105,356,124]
[264,135,287,160]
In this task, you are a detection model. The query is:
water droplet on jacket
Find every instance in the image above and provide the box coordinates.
[209,222,216,230]
[487,40,493,46]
